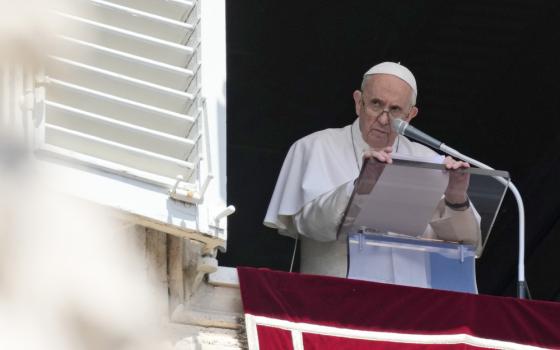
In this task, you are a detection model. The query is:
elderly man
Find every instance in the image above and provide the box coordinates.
[264,62,480,278]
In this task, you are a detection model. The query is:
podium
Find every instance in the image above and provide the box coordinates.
[338,155,509,293]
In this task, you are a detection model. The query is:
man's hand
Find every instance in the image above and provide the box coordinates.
[356,146,393,194]
[444,156,470,205]
[363,146,393,164]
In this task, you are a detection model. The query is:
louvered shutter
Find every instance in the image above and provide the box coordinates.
[41,0,218,202]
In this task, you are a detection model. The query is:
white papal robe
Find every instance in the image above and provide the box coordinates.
[264,118,481,278]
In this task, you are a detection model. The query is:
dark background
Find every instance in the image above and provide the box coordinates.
[221,0,560,301]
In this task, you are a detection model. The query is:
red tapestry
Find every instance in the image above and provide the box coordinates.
[237,267,560,350]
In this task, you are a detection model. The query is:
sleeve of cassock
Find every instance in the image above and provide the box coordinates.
[289,181,354,242]
[427,200,483,255]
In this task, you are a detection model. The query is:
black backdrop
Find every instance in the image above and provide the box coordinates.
[221,0,560,301]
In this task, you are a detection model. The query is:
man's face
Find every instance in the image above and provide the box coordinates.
[353,74,418,149]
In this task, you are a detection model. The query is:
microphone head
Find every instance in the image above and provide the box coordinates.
[391,118,408,135]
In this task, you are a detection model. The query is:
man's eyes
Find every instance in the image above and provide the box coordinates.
[368,99,403,113]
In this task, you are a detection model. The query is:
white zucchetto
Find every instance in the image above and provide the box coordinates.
[364,61,417,96]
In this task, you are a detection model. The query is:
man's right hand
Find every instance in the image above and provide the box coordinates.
[356,146,393,194]
[363,146,393,164]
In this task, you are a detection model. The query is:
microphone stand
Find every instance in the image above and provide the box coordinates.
[439,144,527,299]
[391,117,527,298]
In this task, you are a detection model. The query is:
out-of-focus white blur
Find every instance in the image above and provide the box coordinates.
[0,140,171,350]
[0,141,170,350]
[0,2,171,349]
[0,0,59,63]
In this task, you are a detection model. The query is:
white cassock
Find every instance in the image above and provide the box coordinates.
[264,118,481,278]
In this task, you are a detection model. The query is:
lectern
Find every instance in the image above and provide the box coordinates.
[338,156,509,293]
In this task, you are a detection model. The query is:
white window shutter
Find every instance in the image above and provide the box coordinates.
[41,0,214,201]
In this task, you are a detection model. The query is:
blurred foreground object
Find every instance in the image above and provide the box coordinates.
[0,134,168,350]
[0,0,62,63]
[0,0,239,348]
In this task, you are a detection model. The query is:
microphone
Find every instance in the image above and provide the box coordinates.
[391,118,442,150]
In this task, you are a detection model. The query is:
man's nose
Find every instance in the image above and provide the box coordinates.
[377,111,390,125]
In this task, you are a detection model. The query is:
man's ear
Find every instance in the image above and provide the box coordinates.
[353,90,362,115]
[407,106,418,122]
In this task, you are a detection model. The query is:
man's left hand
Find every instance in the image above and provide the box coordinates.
[444,156,470,204]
